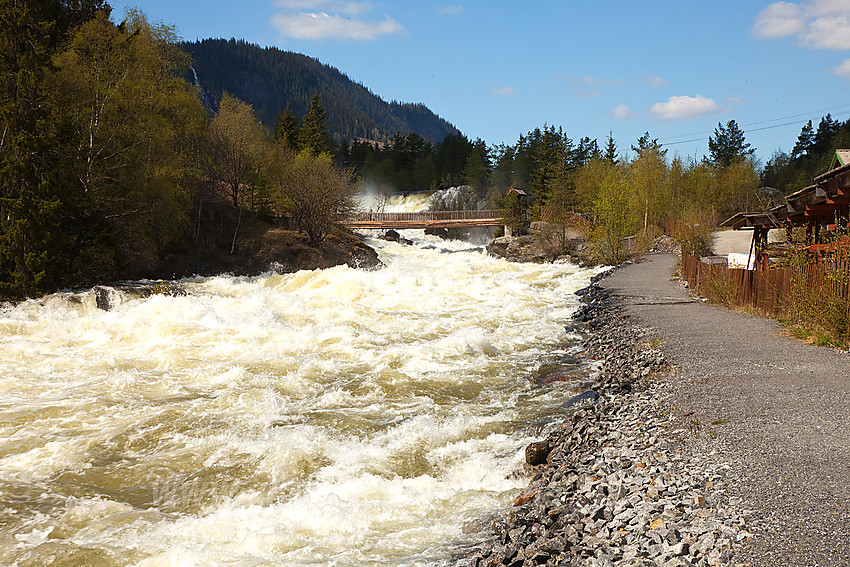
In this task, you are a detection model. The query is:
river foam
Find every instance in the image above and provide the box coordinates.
[0,233,601,566]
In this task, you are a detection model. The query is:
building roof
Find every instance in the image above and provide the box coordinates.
[828,149,850,170]
[720,212,779,229]
[724,149,850,230]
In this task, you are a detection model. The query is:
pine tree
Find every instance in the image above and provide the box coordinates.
[791,120,814,159]
[604,132,618,164]
[274,103,299,150]
[707,120,753,168]
[529,125,571,210]
[0,1,71,297]
[813,113,840,155]
[490,144,515,191]
[299,92,330,156]
[631,131,666,159]
[575,137,601,166]
[462,138,491,192]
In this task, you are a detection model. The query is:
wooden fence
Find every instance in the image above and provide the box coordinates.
[681,248,850,337]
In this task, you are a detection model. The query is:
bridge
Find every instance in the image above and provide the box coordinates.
[345,209,504,230]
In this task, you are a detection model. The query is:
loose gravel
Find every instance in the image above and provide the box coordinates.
[470,270,752,566]
[470,252,850,566]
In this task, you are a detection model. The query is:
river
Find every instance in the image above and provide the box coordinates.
[0,225,601,566]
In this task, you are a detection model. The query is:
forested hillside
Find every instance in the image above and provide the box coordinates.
[182,39,458,143]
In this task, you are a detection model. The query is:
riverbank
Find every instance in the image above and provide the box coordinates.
[472,253,850,566]
[470,264,752,566]
[146,225,382,281]
[600,254,850,566]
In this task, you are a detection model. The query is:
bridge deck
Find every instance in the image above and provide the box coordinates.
[345,210,504,230]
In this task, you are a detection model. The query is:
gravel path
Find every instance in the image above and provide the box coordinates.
[601,253,850,566]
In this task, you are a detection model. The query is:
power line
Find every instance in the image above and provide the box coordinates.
[740,103,850,128]
[657,103,850,146]
[662,119,805,146]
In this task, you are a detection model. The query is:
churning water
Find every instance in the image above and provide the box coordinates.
[0,230,601,566]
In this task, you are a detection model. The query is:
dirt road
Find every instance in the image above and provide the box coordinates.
[601,254,850,566]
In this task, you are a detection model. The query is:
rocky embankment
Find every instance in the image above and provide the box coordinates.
[486,222,588,264]
[470,271,752,566]
[150,226,382,280]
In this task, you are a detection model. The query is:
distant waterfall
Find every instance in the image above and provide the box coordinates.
[190,66,215,113]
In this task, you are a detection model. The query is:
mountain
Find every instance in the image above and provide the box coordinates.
[182,39,460,144]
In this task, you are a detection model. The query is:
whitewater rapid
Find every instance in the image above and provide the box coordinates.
[0,232,601,566]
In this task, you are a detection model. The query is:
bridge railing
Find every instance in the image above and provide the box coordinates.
[347,209,503,223]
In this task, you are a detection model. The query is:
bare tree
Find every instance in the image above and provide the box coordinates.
[268,148,356,242]
[208,94,266,207]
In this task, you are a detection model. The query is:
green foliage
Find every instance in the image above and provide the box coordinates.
[299,92,330,156]
[714,158,760,220]
[528,125,569,208]
[489,144,515,191]
[463,138,491,191]
[0,1,58,296]
[208,93,268,207]
[779,246,850,348]
[348,131,469,192]
[51,11,207,271]
[629,143,669,233]
[0,3,214,297]
[670,209,715,258]
[0,0,114,297]
[274,103,299,150]
[631,131,666,159]
[589,163,633,264]
[760,113,850,194]
[707,120,754,168]
[266,149,356,243]
[604,132,618,164]
[499,190,525,236]
[792,120,814,159]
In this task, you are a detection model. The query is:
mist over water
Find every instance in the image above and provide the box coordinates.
[0,229,601,566]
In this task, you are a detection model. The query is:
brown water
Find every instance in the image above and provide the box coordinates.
[0,234,600,566]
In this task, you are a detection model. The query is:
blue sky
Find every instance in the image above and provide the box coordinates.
[109,0,850,164]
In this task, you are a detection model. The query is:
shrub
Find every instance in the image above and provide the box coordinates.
[671,208,715,258]
[781,248,850,348]
[268,150,356,243]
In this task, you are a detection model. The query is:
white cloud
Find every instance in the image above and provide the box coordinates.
[753,2,805,38]
[804,0,850,17]
[611,104,638,120]
[489,86,515,96]
[800,13,850,48]
[437,5,463,15]
[753,0,850,49]
[274,0,370,15]
[643,75,668,87]
[832,57,850,75]
[650,95,721,120]
[270,8,405,41]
